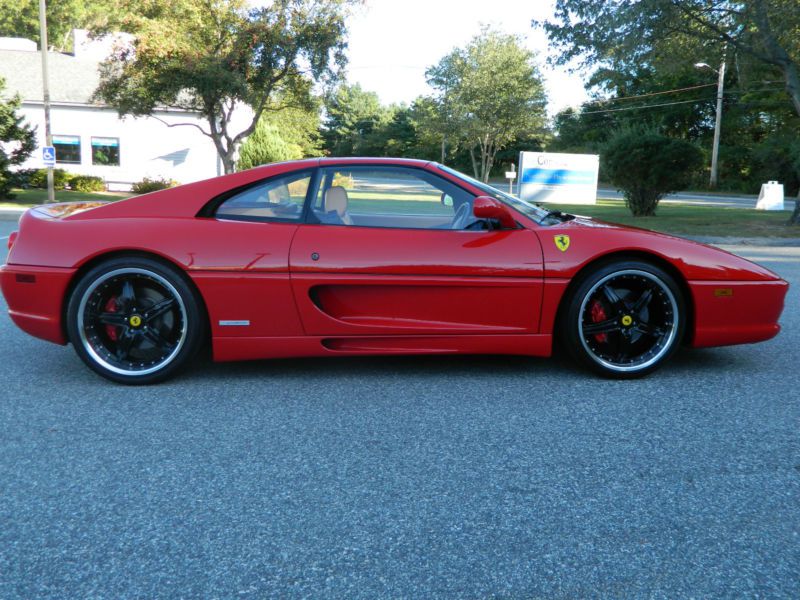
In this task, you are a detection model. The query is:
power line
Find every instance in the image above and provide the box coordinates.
[578,97,714,115]
[571,85,785,115]
[577,81,784,107]
[583,82,716,105]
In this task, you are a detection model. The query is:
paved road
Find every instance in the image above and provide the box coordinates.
[597,188,796,209]
[486,181,798,209]
[1,219,798,598]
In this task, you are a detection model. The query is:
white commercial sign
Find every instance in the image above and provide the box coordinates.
[517,151,599,205]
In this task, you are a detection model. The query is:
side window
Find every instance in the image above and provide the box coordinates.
[216,171,311,221]
[312,167,472,229]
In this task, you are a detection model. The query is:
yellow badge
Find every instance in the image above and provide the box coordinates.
[129,315,142,327]
[621,315,633,326]
[554,235,570,252]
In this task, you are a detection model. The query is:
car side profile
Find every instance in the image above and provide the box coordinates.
[0,158,790,384]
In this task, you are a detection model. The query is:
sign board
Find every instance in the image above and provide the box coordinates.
[42,146,56,167]
[517,151,599,205]
[755,181,784,211]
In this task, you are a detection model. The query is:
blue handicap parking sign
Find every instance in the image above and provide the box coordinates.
[42,146,56,166]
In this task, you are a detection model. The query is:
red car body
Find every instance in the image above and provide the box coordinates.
[1,157,789,376]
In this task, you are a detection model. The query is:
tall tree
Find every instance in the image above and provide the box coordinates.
[0,0,116,51]
[542,0,800,223]
[321,83,390,156]
[541,0,800,117]
[0,78,36,199]
[94,0,353,174]
[426,29,548,181]
[237,99,322,169]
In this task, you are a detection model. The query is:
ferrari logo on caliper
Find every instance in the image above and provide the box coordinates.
[554,235,571,252]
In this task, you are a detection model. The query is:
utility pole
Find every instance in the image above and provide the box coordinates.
[696,49,726,188]
[38,0,55,203]
[709,56,726,188]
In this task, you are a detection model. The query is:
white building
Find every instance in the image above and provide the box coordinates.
[0,30,252,190]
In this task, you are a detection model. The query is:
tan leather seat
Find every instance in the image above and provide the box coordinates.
[324,186,353,225]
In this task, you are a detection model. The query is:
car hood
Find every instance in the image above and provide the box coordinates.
[541,214,784,282]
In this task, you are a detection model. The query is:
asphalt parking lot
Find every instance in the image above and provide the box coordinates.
[1,219,798,598]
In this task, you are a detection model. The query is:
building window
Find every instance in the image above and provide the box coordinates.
[53,135,81,164]
[91,137,120,166]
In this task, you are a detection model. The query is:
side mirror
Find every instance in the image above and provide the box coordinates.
[440,192,454,207]
[472,196,516,229]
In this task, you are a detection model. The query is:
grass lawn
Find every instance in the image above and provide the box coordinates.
[0,188,132,210]
[548,198,799,238]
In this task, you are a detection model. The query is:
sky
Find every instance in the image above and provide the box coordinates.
[343,0,589,116]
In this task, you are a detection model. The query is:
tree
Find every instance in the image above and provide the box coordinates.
[237,100,322,169]
[321,83,391,156]
[602,128,704,216]
[0,78,36,200]
[541,0,800,118]
[542,0,800,224]
[426,29,548,181]
[94,0,353,174]
[0,0,117,51]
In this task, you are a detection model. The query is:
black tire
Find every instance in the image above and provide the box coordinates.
[560,260,686,378]
[66,256,206,384]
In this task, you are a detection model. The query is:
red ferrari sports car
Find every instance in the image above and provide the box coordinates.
[1,158,789,384]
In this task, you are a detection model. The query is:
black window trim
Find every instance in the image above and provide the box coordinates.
[305,163,521,231]
[90,136,121,167]
[198,168,319,224]
[53,133,82,165]
[305,164,477,230]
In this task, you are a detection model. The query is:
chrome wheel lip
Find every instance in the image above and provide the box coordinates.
[77,268,188,377]
[578,269,679,373]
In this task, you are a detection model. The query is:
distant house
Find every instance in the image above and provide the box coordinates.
[0,30,250,190]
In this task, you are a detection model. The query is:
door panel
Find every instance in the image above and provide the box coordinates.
[289,225,544,335]
[181,220,304,337]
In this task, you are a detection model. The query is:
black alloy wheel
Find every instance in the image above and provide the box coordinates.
[66,257,205,384]
[561,260,685,378]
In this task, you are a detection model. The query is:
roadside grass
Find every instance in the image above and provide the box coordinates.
[0,188,132,209]
[547,198,799,238]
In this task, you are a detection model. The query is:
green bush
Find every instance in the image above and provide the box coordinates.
[69,174,106,192]
[602,128,704,216]
[28,168,72,189]
[131,176,178,194]
[7,168,38,189]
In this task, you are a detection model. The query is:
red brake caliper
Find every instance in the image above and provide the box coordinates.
[104,296,119,341]
[590,300,608,343]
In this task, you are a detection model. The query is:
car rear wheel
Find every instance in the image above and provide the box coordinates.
[66,257,205,384]
[561,260,685,378]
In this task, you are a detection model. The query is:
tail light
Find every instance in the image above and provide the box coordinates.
[7,231,17,251]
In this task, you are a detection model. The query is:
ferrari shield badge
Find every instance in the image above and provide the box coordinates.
[554,234,571,252]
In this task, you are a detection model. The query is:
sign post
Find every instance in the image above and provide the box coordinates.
[504,164,517,195]
[517,151,599,205]
[39,0,55,203]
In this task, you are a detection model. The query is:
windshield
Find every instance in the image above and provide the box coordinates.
[436,163,552,223]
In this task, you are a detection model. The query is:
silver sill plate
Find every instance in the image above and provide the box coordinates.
[218,320,250,327]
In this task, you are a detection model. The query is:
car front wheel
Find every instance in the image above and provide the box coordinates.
[66,257,205,384]
[561,260,685,378]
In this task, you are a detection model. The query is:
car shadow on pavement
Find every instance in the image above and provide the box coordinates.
[184,351,582,383]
